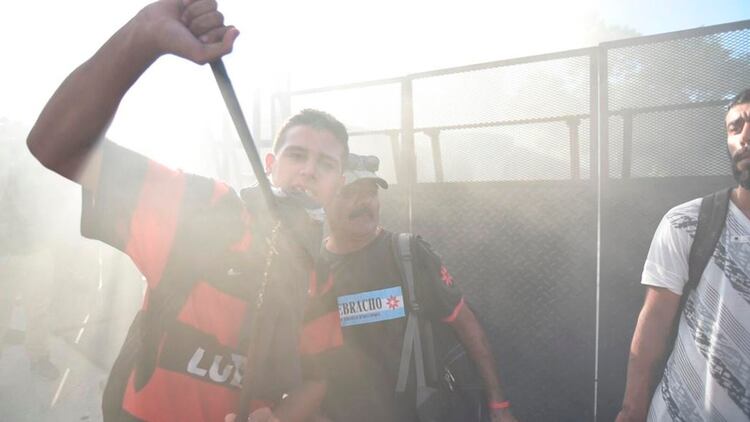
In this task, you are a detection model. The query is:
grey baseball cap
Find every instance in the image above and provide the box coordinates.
[344,153,388,189]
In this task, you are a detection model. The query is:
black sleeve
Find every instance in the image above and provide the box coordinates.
[81,141,250,287]
[81,142,149,251]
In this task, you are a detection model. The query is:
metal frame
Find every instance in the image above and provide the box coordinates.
[263,20,750,421]
[269,19,749,187]
[277,47,600,186]
[599,20,750,50]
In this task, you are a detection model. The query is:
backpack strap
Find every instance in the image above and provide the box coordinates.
[393,233,444,421]
[394,233,436,393]
[652,188,732,393]
[685,187,732,297]
[395,233,425,393]
[396,233,420,312]
[662,187,732,366]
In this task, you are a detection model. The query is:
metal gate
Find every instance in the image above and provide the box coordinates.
[267,19,750,421]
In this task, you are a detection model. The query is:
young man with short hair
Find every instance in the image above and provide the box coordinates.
[27,1,346,420]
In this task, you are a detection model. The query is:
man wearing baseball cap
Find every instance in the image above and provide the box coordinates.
[299,154,518,422]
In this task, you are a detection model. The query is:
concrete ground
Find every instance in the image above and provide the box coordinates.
[0,329,108,421]
[0,249,143,422]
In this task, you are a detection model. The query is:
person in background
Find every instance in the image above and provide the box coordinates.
[616,89,750,422]
[301,153,518,422]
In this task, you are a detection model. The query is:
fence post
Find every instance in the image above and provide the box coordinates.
[597,48,608,183]
[622,111,633,179]
[592,46,605,422]
[425,129,444,183]
[389,131,401,181]
[568,118,581,180]
[401,78,416,231]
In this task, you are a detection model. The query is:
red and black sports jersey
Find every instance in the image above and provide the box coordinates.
[82,142,317,422]
[300,230,463,422]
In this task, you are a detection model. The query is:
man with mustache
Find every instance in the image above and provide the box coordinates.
[26,0,346,420]
[300,154,518,422]
[616,89,750,422]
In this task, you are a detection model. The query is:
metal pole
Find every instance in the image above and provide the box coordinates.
[427,129,445,183]
[209,59,277,421]
[568,119,581,180]
[401,78,416,233]
[622,111,633,179]
[210,60,278,218]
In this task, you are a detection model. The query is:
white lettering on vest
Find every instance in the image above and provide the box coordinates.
[187,347,208,377]
[230,353,244,388]
[209,355,233,383]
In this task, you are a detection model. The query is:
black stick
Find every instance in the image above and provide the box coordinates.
[210,59,278,219]
[209,59,277,421]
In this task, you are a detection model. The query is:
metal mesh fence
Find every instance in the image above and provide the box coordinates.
[412,55,591,128]
[605,25,750,179]
[607,106,731,178]
[414,132,437,182]
[607,29,750,112]
[412,183,596,421]
[289,83,402,133]
[415,120,592,182]
[270,19,750,422]
[630,106,730,177]
[348,133,400,184]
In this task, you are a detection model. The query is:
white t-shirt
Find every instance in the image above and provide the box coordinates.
[642,197,750,421]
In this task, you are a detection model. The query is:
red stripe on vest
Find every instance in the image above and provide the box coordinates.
[177,282,248,349]
[210,182,230,205]
[125,161,186,289]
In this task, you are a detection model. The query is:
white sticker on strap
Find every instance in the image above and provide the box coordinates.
[337,286,406,327]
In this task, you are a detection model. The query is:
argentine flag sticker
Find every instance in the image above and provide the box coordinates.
[337,286,406,327]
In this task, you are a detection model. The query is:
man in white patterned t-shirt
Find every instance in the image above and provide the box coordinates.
[616,88,750,422]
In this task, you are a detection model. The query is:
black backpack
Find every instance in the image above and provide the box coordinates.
[660,187,732,376]
[682,188,732,322]
[392,233,489,422]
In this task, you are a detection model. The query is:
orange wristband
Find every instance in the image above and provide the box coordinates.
[488,400,511,410]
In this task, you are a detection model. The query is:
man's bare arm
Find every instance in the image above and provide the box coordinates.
[615,286,681,422]
[26,0,238,191]
[449,305,518,422]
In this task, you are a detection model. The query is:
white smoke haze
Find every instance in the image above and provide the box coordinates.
[2,0,741,181]
[0,0,748,420]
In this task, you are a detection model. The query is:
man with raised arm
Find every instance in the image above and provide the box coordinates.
[27,1,348,421]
